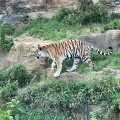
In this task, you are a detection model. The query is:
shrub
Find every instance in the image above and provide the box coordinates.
[54,6,80,25]
[1,83,18,101]
[1,38,14,52]
[111,12,120,20]
[4,23,15,35]
[7,64,32,87]
[0,23,14,52]
[103,19,120,32]
[81,3,109,24]
[0,69,9,87]
[54,4,109,25]
[0,69,8,81]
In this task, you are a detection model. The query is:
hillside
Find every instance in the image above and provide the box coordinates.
[0,1,120,120]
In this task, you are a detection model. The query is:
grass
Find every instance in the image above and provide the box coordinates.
[0,51,120,120]
[21,108,73,120]
[18,73,120,120]
[14,16,82,40]
[13,15,103,40]
[13,15,120,41]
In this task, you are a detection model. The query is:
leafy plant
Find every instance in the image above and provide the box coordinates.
[1,83,18,101]
[0,99,26,120]
[7,64,32,87]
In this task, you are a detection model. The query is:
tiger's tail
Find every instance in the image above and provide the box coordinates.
[90,44,113,56]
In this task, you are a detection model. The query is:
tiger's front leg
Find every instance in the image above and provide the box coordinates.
[54,57,63,77]
[66,58,80,72]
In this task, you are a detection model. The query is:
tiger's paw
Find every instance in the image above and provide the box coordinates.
[54,72,60,77]
[66,69,72,72]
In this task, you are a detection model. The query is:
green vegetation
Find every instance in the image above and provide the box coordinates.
[14,15,82,40]
[18,75,120,120]
[103,19,120,32]
[13,4,120,40]
[7,64,32,87]
[0,64,32,89]
[0,99,26,120]
[0,3,120,120]
[0,23,14,52]
[0,64,32,103]
[0,52,120,119]
[1,83,18,101]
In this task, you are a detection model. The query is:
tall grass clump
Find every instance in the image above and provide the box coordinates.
[0,23,14,52]
[1,83,18,101]
[21,108,72,120]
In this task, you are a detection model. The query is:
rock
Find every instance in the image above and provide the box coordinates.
[78,30,120,51]
[3,14,25,25]
[46,67,84,81]
[0,0,47,24]
[27,11,55,20]
[5,41,46,72]
[46,67,120,81]
[0,35,53,71]
[58,72,84,81]
[8,0,46,14]
[0,14,4,20]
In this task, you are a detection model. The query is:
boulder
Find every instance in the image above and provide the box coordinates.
[0,35,53,71]
[78,30,120,51]
[46,67,120,81]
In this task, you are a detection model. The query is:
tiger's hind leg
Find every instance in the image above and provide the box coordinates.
[66,58,80,72]
[51,61,57,69]
[82,55,94,71]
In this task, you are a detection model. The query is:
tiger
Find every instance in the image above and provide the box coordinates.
[34,39,113,77]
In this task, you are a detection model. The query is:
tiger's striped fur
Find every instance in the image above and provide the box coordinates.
[35,39,113,77]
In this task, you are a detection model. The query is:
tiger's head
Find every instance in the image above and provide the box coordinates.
[34,44,45,59]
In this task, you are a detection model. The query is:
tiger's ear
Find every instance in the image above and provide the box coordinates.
[38,44,42,50]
